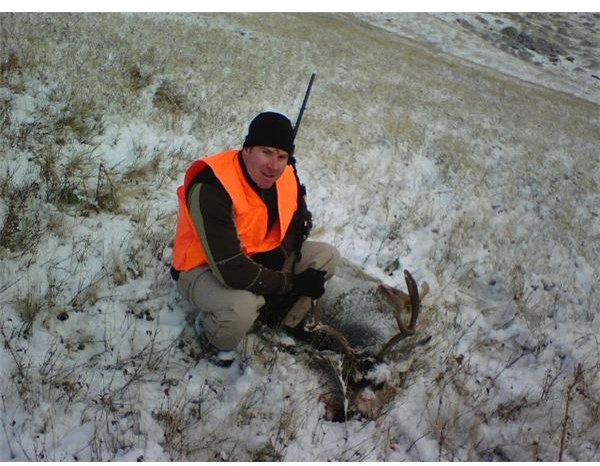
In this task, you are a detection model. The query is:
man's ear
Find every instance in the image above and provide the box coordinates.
[241,147,251,157]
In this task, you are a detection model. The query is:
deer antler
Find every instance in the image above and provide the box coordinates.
[376,270,426,359]
[304,301,355,357]
[405,269,420,331]
[304,270,429,360]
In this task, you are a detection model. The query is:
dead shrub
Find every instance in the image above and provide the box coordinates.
[126,65,152,91]
[15,282,44,326]
[0,177,43,257]
[53,98,104,144]
[153,80,186,115]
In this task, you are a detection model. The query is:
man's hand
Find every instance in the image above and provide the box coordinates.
[292,268,326,298]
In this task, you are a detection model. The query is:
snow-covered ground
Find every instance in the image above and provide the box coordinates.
[0,12,598,461]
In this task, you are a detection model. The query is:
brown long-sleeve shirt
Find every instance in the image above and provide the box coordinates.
[186,155,306,295]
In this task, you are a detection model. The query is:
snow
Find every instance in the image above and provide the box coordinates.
[0,12,599,461]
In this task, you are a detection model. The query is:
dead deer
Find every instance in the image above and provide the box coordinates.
[304,270,430,421]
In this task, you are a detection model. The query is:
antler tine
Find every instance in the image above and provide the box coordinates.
[306,321,355,357]
[376,331,411,359]
[304,300,355,357]
[376,270,422,360]
[404,270,420,331]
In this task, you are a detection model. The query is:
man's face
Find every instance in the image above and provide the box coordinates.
[241,146,289,189]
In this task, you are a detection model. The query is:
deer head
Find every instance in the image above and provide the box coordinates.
[306,270,430,421]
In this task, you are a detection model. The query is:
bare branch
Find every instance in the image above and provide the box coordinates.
[559,363,584,461]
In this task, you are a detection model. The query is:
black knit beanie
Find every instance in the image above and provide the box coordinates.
[243,112,295,156]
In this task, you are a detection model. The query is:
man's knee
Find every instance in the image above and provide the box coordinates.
[321,243,340,277]
[298,241,340,278]
[204,292,264,350]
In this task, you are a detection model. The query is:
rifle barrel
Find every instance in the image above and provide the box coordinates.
[293,73,316,138]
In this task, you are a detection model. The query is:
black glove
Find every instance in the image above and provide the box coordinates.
[292,268,326,299]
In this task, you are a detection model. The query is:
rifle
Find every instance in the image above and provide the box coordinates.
[293,72,316,138]
[289,72,316,170]
[289,73,316,270]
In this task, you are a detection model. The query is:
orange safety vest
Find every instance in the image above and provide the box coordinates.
[172,149,298,272]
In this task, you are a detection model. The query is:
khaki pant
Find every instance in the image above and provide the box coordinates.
[176,241,340,350]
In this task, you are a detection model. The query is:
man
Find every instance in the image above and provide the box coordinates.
[171,112,339,361]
